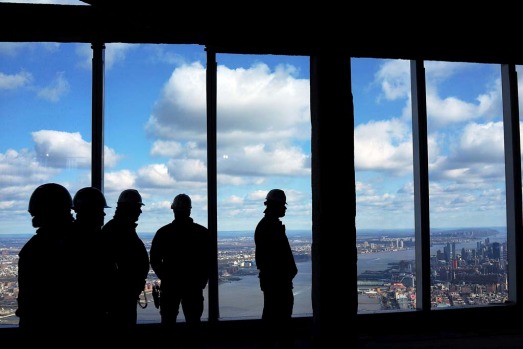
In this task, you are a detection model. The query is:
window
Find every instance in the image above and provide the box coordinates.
[0,42,92,325]
[425,61,507,309]
[353,58,416,313]
[2,9,523,332]
[215,53,313,319]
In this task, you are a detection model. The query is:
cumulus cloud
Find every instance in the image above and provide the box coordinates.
[165,158,207,182]
[31,130,121,168]
[136,163,177,188]
[144,61,311,183]
[0,70,33,90]
[104,169,137,191]
[375,59,411,101]
[354,118,413,176]
[218,144,310,176]
[150,140,184,157]
[0,148,60,186]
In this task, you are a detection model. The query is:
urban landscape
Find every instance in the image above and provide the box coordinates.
[0,230,312,326]
[0,227,509,326]
[357,227,508,311]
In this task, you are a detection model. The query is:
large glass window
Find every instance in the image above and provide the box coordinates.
[353,58,416,313]
[0,42,92,325]
[216,53,313,319]
[103,43,208,323]
[426,62,507,308]
[1,37,520,330]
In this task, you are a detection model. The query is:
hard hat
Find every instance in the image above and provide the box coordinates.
[171,193,192,210]
[72,187,110,211]
[265,189,287,205]
[118,189,144,206]
[28,183,73,216]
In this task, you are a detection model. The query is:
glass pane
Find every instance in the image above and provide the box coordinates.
[216,53,313,319]
[426,61,507,309]
[103,43,208,323]
[0,42,92,326]
[353,58,416,313]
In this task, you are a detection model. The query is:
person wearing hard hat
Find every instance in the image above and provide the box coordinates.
[150,193,211,348]
[254,189,298,349]
[16,183,75,344]
[102,189,150,341]
[69,187,113,342]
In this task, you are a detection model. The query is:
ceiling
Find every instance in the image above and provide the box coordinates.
[1,2,521,64]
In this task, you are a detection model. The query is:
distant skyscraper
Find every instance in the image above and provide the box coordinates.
[491,242,501,259]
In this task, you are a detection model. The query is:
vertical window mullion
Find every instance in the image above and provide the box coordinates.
[410,60,431,311]
[206,46,219,321]
[91,42,105,191]
[501,64,522,303]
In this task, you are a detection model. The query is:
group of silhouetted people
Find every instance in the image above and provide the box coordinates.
[17,183,298,349]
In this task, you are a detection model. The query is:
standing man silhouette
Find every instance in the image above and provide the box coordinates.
[69,186,112,342]
[102,189,150,340]
[16,183,75,345]
[254,189,298,349]
[150,193,211,348]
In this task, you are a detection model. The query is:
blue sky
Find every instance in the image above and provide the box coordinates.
[1,0,521,235]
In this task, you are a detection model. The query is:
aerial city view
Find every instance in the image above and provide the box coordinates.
[0,226,507,326]
[357,227,508,312]
[0,230,312,326]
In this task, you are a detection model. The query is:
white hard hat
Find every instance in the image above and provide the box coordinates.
[265,189,287,205]
[171,193,192,211]
[118,189,144,206]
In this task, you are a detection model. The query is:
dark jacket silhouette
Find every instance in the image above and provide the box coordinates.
[254,189,298,349]
[68,186,113,337]
[150,193,211,346]
[102,189,150,331]
[16,183,75,343]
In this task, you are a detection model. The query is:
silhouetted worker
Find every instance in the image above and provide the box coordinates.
[102,189,150,338]
[150,193,211,348]
[16,183,75,344]
[69,186,113,342]
[254,189,298,349]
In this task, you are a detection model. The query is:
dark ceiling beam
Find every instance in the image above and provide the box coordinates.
[1,3,522,64]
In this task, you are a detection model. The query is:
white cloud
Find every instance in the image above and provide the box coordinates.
[218,143,310,176]
[36,71,69,102]
[375,59,410,101]
[0,70,33,90]
[165,158,207,182]
[150,140,185,157]
[31,130,121,168]
[144,61,311,182]
[354,118,413,176]
[0,148,60,186]
[136,163,177,188]
[104,169,137,191]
